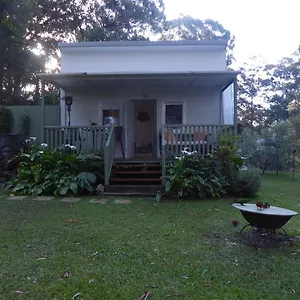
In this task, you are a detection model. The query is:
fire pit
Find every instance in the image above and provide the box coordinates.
[232,203,298,233]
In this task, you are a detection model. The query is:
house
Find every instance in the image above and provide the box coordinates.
[38,40,238,191]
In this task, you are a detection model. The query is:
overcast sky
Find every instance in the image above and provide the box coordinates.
[164,0,300,66]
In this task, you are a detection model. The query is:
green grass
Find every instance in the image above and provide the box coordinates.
[1,173,300,299]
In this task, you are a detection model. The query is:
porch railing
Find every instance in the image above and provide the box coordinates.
[161,124,235,185]
[104,126,116,185]
[44,126,108,153]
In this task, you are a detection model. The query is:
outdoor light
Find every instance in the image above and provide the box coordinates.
[64,96,73,127]
[65,96,73,112]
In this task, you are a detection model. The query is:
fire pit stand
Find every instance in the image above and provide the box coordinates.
[232,203,298,235]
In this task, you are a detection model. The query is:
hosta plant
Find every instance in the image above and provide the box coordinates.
[7,139,97,196]
[165,148,226,199]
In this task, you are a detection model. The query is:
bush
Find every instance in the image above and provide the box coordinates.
[7,139,98,196]
[165,149,226,199]
[0,106,14,134]
[229,169,262,198]
[77,153,104,184]
[213,131,243,179]
[19,112,30,137]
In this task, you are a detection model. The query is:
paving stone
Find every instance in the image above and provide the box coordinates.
[34,196,54,201]
[114,199,132,204]
[7,196,27,200]
[60,197,80,203]
[90,198,107,204]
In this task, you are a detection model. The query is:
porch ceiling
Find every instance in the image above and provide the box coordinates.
[38,71,238,91]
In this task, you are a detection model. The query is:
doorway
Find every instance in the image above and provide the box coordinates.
[133,100,156,157]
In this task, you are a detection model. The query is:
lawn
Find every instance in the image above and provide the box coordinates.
[0,173,300,299]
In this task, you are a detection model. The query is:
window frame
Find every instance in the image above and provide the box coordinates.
[162,101,186,125]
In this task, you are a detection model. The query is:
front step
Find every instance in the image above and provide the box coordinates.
[104,185,164,196]
[110,160,162,186]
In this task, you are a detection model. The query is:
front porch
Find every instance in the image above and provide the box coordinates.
[39,70,238,191]
[44,124,235,187]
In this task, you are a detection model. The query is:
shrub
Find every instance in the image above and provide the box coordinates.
[229,169,262,198]
[0,106,14,134]
[7,139,97,196]
[213,131,243,179]
[19,112,30,137]
[77,153,104,184]
[212,131,243,195]
[165,149,226,199]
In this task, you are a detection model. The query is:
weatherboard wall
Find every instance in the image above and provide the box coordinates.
[60,46,227,74]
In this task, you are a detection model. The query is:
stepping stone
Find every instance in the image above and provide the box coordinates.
[34,196,54,201]
[114,199,132,204]
[90,198,107,204]
[60,197,80,203]
[7,196,27,200]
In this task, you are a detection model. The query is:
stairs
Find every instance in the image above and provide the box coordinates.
[104,160,163,196]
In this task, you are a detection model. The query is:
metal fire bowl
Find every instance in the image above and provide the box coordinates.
[232,203,298,229]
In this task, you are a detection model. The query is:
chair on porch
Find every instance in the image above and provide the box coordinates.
[192,130,208,153]
[159,129,176,155]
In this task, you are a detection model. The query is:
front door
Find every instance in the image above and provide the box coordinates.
[133,100,156,157]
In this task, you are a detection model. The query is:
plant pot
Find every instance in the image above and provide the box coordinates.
[0,134,21,171]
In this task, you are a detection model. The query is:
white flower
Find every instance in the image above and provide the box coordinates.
[64,144,71,147]
[40,143,48,147]
[38,151,44,154]
[70,145,76,150]
[30,137,37,141]
[175,156,182,160]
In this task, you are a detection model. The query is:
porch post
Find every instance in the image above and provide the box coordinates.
[161,124,166,186]
[233,78,238,134]
[40,80,45,143]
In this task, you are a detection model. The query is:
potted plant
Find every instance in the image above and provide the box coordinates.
[0,107,20,173]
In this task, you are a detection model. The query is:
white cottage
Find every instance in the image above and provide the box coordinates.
[39,40,238,188]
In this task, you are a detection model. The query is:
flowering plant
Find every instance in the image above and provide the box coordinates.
[165,148,226,198]
[7,139,96,196]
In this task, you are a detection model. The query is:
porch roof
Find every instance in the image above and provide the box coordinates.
[38,71,239,91]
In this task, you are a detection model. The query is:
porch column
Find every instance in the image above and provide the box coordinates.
[40,80,45,143]
[233,78,238,134]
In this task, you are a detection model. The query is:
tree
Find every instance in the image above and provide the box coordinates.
[78,0,165,41]
[263,48,300,125]
[0,0,166,104]
[161,16,235,65]
[0,0,42,104]
[237,62,267,131]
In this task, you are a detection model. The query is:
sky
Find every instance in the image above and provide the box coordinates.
[164,0,300,66]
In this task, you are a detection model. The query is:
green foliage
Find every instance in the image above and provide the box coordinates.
[165,151,226,199]
[77,153,104,184]
[162,16,235,66]
[240,122,297,175]
[7,140,98,196]
[229,169,262,198]
[19,112,30,137]
[213,131,243,180]
[0,106,14,134]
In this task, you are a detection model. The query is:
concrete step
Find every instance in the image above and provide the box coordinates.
[104,185,163,196]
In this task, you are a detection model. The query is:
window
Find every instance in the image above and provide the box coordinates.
[221,84,234,125]
[103,109,120,126]
[165,104,183,125]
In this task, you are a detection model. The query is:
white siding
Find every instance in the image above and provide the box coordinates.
[61,47,226,74]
